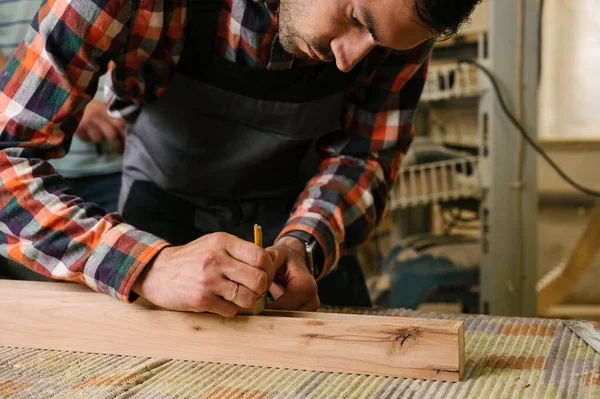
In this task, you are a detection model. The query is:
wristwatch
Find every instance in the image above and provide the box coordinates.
[304,238,318,278]
[282,232,323,279]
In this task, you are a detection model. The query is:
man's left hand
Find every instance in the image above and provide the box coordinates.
[267,236,320,311]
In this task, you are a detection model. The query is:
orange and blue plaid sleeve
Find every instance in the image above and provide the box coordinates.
[0,0,178,301]
[280,40,434,279]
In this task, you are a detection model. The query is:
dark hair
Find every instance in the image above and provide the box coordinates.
[414,0,483,38]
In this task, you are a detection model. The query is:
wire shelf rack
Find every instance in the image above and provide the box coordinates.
[389,156,481,209]
[421,63,483,102]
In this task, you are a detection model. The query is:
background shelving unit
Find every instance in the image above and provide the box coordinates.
[370,0,540,317]
[390,156,481,210]
[421,63,483,102]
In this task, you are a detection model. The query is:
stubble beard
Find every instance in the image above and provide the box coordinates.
[278,0,334,61]
[278,0,306,57]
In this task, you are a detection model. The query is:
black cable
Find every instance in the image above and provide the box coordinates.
[458,59,600,198]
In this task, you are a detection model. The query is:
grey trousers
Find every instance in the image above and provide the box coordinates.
[0,257,51,281]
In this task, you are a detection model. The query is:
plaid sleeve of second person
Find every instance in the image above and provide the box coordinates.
[0,0,185,301]
[279,40,434,279]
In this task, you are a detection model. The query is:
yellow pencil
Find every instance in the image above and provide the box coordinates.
[253,224,267,302]
[254,224,263,247]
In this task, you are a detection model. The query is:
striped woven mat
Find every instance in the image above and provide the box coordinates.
[1,308,599,398]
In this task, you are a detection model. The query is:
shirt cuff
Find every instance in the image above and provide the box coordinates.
[277,214,341,280]
[83,223,171,303]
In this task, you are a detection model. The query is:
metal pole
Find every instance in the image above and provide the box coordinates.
[478,0,539,316]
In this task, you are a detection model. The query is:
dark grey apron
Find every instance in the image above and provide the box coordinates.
[119,0,371,306]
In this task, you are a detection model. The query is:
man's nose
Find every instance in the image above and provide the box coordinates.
[330,31,376,72]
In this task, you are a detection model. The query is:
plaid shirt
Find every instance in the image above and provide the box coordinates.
[0,0,432,300]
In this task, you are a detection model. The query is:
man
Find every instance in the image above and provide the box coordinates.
[0,0,480,316]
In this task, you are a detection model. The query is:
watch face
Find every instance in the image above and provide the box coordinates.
[304,240,316,277]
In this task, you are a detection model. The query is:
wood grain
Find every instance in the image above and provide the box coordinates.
[0,280,464,381]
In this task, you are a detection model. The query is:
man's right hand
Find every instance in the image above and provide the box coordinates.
[132,232,276,317]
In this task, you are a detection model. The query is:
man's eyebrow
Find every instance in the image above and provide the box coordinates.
[357,0,380,44]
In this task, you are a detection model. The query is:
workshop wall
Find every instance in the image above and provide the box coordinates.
[539,0,600,139]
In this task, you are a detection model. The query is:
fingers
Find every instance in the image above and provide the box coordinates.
[298,297,321,311]
[215,233,272,268]
[265,248,279,267]
[209,233,275,286]
[112,117,127,138]
[94,117,125,153]
[268,268,318,311]
[205,295,239,318]
[137,240,274,318]
[221,258,269,296]
[75,127,92,142]
[76,99,126,152]
[79,124,104,143]
[104,124,125,153]
[217,278,258,309]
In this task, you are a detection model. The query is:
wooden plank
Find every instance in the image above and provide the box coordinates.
[538,138,600,152]
[0,281,464,381]
[540,305,600,321]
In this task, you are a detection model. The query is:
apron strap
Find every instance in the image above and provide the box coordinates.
[178,0,222,73]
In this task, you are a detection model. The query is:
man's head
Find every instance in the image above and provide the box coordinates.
[278,0,481,72]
